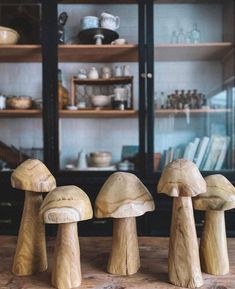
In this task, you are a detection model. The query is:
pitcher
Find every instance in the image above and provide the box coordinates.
[100,12,120,30]
[77,149,88,169]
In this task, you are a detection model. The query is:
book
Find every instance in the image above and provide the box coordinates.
[188,137,200,161]
[202,135,226,171]
[214,136,231,170]
[194,136,210,168]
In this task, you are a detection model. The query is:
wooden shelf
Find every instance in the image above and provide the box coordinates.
[72,76,133,85]
[0,45,42,62]
[0,109,41,118]
[58,44,138,62]
[155,43,233,61]
[155,108,231,116]
[60,109,138,118]
[0,43,232,63]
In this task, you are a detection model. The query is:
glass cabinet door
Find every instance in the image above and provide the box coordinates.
[57,1,140,173]
[152,0,235,172]
[0,1,43,171]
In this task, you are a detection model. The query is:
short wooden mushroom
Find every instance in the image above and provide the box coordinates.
[157,159,206,288]
[40,185,93,289]
[95,172,155,275]
[11,159,56,276]
[193,174,235,275]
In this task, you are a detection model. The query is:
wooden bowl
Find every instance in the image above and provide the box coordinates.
[89,152,112,167]
[7,96,32,109]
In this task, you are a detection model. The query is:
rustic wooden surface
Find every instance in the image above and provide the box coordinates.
[0,236,235,289]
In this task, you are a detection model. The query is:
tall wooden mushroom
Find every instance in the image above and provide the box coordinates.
[95,172,155,275]
[157,159,206,288]
[11,159,56,276]
[40,185,93,289]
[193,174,235,275]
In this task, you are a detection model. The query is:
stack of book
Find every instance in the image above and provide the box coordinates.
[160,135,230,171]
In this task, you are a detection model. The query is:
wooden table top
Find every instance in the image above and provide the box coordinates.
[0,236,234,289]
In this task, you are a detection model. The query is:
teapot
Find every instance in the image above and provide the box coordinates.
[100,12,120,31]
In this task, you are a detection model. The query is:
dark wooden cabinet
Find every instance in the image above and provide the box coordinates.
[0,0,235,236]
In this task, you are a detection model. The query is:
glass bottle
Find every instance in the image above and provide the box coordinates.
[58,69,69,109]
[160,91,165,109]
[177,28,186,44]
[191,23,201,44]
[170,31,177,44]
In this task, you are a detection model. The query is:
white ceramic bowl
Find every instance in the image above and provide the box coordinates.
[90,95,110,107]
[0,26,20,45]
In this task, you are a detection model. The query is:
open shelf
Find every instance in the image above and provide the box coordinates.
[155,43,233,61]
[60,109,138,118]
[0,43,232,62]
[0,109,41,118]
[72,76,133,85]
[58,44,138,62]
[0,45,42,62]
[155,108,231,116]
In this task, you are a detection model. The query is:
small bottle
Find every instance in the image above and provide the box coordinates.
[177,28,186,44]
[58,69,69,109]
[191,23,201,44]
[160,91,165,109]
[171,31,178,44]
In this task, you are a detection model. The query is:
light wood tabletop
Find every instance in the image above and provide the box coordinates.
[0,236,234,289]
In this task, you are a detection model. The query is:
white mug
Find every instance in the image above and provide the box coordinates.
[100,12,120,31]
[0,95,6,110]
[114,66,122,77]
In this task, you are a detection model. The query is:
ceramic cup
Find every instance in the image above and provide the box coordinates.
[100,12,120,30]
[80,16,99,30]
[111,38,127,45]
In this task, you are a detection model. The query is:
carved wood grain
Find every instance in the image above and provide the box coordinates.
[107,217,140,275]
[200,210,229,275]
[52,222,81,289]
[169,197,203,288]
[12,191,47,276]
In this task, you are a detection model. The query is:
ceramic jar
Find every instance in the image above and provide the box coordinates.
[88,67,99,79]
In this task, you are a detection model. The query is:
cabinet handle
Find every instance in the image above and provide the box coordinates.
[141,73,146,78]
[92,220,107,225]
[147,73,153,79]
[0,202,12,207]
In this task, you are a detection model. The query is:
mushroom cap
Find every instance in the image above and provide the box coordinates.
[40,185,93,224]
[95,172,155,218]
[11,159,56,192]
[193,174,235,211]
[157,159,206,197]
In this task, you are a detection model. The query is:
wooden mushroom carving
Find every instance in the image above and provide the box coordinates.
[11,159,56,276]
[157,159,206,288]
[40,185,93,289]
[95,172,155,275]
[193,174,235,275]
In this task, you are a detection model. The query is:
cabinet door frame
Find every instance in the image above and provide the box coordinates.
[41,0,59,173]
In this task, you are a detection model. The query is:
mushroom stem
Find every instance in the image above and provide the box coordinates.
[107,217,140,275]
[169,197,203,288]
[12,191,47,276]
[200,210,229,275]
[52,222,81,289]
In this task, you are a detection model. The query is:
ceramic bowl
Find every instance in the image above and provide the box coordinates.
[90,95,110,107]
[0,26,20,45]
[7,96,32,109]
[89,152,112,167]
